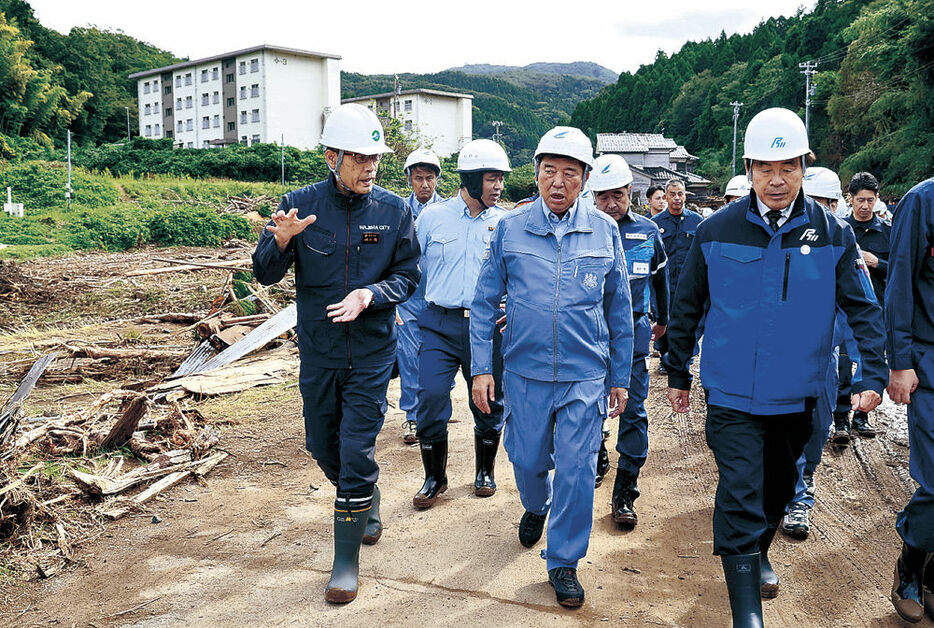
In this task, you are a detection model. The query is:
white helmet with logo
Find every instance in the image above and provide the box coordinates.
[534,126,594,169]
[590,154,633,191]
[404,148,441,174]
[319,103,393,155]
[743,107,810,162]
[873,198,892,221]
[724,175,751,198]
[802,166,842,200]
[456,139,511,173]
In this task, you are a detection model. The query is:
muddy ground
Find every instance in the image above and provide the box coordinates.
[0,249,923,627]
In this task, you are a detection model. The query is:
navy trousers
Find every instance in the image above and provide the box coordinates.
[416,304,504,442]
[300,362,392,498]
[616,313,651,475]
[705,401,814,554]
[896,343,934,551]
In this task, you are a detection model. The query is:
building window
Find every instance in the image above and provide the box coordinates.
[213,115,220,128]
[226,97,235,107]
[185,96,192,109]
[144,124,152,137]
[239,61,246,75]
[153,79,159,89]
[186,119,193,131]
[143,81,150,94]
[165,85,171,95]
[154,123,160,135]
[226,73,234,83]
[184,72,192,86]
[240,111,247,124]
[176,97,182,109]
[165,107,172,117]
[240,86,247,100]
[227,121,235,131]
[202,116,210,129]
[175,76,181,88]
[166,130,173,138]
[212,91,220,104]
[404,120,413,132]
[251,84,259,98]
[201,93,209,106]
[176,121,183,133]
[250,58,259,73]
[240,136,248,145]
[404,99,412,112]
[153,102,159,114]
[251,133,260,145]
[144,104,151,115]
[187,142,193,148]
[251,109,260,123]
[201,69,209,83]
[212,67,219,80]
[203,140,210,148]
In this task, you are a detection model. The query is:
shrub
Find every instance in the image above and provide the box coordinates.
[0,161,120,210]
[61,205,151,251]
[148,206,251,247]
[504,163,537,202]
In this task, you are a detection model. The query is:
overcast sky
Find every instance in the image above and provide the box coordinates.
[25,0,812,76]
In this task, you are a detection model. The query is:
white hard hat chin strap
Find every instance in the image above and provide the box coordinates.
[328,149,352,194]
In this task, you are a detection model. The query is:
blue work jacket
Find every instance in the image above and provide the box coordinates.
[845,213,891,305]
[665,191,886,414]
[252,177,420,369]
[617,211,669,324]
[470,197,634,388]
[652,208,703,290]
[886,177,934,371]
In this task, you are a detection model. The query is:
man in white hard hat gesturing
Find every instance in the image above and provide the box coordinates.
[252,103,420,604]
[664,108,886,627]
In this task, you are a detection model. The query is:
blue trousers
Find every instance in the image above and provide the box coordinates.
[300,362,392,498]
[896,344,934,551]
[503,372,604,570]
[705,402,813,555]
[396,299,424,422]
[616,314,651,475]
[416,304,504,442]
[791,347,839,508]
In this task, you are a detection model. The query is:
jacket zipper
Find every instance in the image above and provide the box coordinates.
[345,206,352,369]
[553,242,562,381]
[782,252,790,302]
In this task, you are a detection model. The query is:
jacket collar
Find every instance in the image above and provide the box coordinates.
[745,190,808,235]
[847,213,884,232]
[326,174,371,210]
[525,196,594,236]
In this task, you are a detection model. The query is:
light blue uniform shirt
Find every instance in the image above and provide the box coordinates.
[416,192,506,309]
[407,191,443,217]
[399,191,444,317]
[542,198,579,243]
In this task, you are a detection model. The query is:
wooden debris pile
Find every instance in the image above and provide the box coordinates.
[221,194,277,215]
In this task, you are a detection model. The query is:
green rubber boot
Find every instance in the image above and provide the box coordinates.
[722,553,764,627]
[759,525,780,599]
[362,485,382,545]
[325,496,370,604]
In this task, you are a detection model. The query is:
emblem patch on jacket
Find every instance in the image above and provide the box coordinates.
[583,272,598,289]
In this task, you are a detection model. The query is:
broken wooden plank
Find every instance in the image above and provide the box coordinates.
[0,462,43,498]
[69,460,192,496]
[209,325,252,350]
[148,348,298,396]
[194,303,296,374]
[99,394,149,450]
[0,352,58,448]
[126,258,251,277]
[63,345,185,361]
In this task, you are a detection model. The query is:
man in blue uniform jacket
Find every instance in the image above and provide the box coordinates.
[664,108,886,627]
[252,104,420,604]
[471,127,633,608]
[886,176,934,623]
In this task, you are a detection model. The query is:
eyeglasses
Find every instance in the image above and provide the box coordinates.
[345,151,382,165]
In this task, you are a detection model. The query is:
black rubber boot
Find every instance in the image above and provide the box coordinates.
[611,469,639,529]
[891,542,928,623]
[759,525,780,599]
[832,412,851,447]
[362,485,382,545]
[474,431,500,497]
[851,411,876,438]
[325,496,371,603]
[413,438,448,509]
[595,441,610,488]
[721,553,764,627]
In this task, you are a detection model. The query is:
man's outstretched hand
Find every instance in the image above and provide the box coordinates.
[267,207,316,252]
[327,288,374,323]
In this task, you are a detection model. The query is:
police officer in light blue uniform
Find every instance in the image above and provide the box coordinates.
[471,127,633,608]
[886,176,934,623]
[252,104,420,604]
[589,154,669,527]
[652,178,703,370]
[396,149,444,445]
[411,139,511,509]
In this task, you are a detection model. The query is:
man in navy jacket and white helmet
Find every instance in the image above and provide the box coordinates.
[664,107,886,627]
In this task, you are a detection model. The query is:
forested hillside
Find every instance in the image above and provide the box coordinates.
[571,0,934,196]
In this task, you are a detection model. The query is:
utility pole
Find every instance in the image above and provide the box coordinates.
[491,120,503,145]
[280,134,285,186]
[66,130,73,210]
[798,61,818,136]
[393,74,401,118]
[124,106,131,142]
[730,101,743,177]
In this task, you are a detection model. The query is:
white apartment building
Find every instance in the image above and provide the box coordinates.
[130,45,341,150]
[341,89,472,157]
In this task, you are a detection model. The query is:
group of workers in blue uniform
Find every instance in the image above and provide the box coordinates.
[252,102,934,624]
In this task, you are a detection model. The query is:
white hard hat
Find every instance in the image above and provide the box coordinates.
[802,166,842,200]
[590,154,633,191]
[743,107,810,162]
[873,198,891,220]
[404,148,441,174]
[534,126,594,168]
[724,175,751,197]
[456,139,511,173]
[319,104,392,155]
